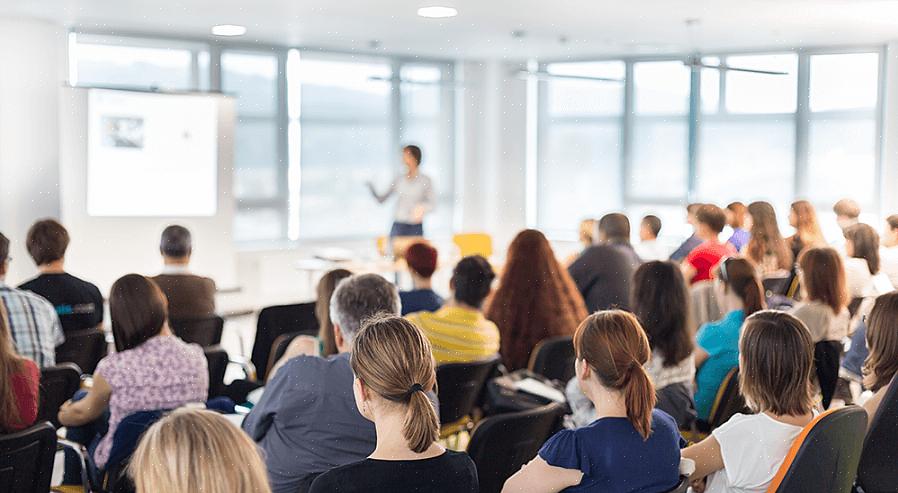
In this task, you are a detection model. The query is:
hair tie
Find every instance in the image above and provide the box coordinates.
[407,383,424,397]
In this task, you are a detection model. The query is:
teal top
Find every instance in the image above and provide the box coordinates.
[695,309,745,420]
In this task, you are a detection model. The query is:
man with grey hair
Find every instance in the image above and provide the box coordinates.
[151,224,216,320]
[243,273,401,493]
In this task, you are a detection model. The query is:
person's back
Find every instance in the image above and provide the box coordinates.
[311,450,476,493]
[153,225,216,320]
[568,243,640,312]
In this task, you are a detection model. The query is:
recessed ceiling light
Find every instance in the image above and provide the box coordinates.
[211,24,247,36]
[417,6,458,18]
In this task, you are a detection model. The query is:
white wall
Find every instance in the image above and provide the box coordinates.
[0,18,65,283]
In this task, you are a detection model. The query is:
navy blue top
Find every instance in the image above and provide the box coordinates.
[538,409,683,493]
[400,289,444,316]
[669,234,703,262]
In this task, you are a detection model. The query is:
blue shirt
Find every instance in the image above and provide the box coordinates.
[538,409,683,493]
[727,228,751,252]
[694,309,745,420]
[400,289,444,316]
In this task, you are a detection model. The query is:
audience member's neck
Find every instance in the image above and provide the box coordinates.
[38,259,66,274]
[885,234,898,248]
[411,274,432,291]
[163,256,190,266]
[604,236,630,246]
[449,298,481,313]
[723,294,745,314]
[698,230,720,243]
[641,236,657,244]
[370,407,441,460]
[583,381,628,421]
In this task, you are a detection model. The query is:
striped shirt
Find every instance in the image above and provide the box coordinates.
[407,306,500,365]
[0,281,64,368]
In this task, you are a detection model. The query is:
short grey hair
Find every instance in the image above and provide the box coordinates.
[329,273,401,343]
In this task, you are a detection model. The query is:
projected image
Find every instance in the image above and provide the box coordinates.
[101,116,144,148]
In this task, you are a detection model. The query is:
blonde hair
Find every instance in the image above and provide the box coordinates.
[351,315,438,453]
[129,408,270,493]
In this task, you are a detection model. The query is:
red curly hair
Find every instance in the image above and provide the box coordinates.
[485,229,589,371]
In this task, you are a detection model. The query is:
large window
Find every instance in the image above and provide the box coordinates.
[69,33,456,243]
[537,49,883,238]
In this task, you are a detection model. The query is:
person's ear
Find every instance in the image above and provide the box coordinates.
[334,324,345,348]
[576,358,591,381]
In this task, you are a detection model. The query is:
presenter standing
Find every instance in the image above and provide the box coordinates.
[367,145,435,237]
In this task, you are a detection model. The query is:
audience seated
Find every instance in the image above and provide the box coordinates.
[694,258,765,421]
[129,408,271,493]
[635,214,667,261]
[309,316,477,493]
[0,232,63,368]
[568,213,642,312]
[860,292,898,426]
[316,269,353,358]
[789,248,849,409]
[786,200,826,261]
[18,219,104,334]
[670,203,704,262]
[683,311,817,492]
[844,223,893,299]
[682,204,736,285]
[0,301,39,433]
[485,230,587,372]
[834,198,862,232]
[407,255,499,365]
[243,274,400,493]
[504,311,683,492]
[745,201,793,277]
[59,274,208,486]
[880,215,898,289]
[399,242,444,316]
[564,218,598,266]
[724,202,749,252]
[567,261,696,428]
[151,225,216,320]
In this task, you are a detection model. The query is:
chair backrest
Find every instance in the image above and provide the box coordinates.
[528,336,575,383]
[848,297,865,318]
[55,327,107,374]
[251,302,318,382]
[204,346,229,398]
[856,373,898,493]
[169,315,224,347]
[707,367,748,430]
[767,406,867,493]
[762,274,792,298]
[104,410,167,493]
[466,403,564,493]
[0,421,57,493]
[453,233,493,258]
[265,331,302,378]
[38,363,82,428]
[436,356,500,425]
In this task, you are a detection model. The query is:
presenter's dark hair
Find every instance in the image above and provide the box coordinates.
[160,225,192,258]
[26,219,70,266]
[451,255,495,309]
[404,145,422,166]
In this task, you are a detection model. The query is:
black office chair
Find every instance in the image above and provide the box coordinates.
[528,336,575,383]
[706,367,749,431]
[762,274,793,298]
[169,315,225,347]
[265,331,302,378]
[848,297,866,319]
[0,421,57,493]
[436,356,500,437]
[204,346,229,399]
[250,302,318,382]
[768,406,867,493]
[466,403,564,493]
[55,328,107,375]
[38,363,82,428]
[855,374,898,493]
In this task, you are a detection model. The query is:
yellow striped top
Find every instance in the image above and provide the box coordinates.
[406,306,501,365]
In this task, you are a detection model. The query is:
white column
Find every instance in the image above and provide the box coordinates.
[0,18,66,283]
[880,43,898,215]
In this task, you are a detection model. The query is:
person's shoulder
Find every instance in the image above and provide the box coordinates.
[712,413,762,437]
[6,287,55,313]
[310,459,375,493]
[651,408,679,432]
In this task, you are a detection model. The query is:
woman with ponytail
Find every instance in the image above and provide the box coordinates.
[309,315,477,493]
[693,257,765,422]
[504,311,683,493]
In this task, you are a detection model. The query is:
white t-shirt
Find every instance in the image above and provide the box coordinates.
[705,413,805,493]
[880,246,898,290]
[635,239,668,262]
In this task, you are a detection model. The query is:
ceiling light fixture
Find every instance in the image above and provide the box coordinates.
[417,6,458,18]
[211,24,247,36]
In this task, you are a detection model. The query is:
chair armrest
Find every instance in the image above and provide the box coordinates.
[57,438,91,493]
[228,356,257,382]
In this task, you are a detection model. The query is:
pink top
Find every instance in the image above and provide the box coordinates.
[93,335,208,467]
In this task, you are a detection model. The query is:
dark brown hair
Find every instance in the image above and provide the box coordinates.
[599,213,631,242]
[317,269,353,357]
[717,257,766,317]
[0,233,8,264]
[574,310,655,439]
[632,261,693,367]
[864,292,898,391]
[739,311,815,416]
[641,215,662,238]
[695,204,727,234]
[451,256,495,308]
[109,274,168,352]
[790,200,825,249]
[798,248,847,315]
[486,230,588,371]
[351,316,438,453]
[887,214,898,231]
[845,223,880,275]
[403,145,422,166]
[746,201,793,271]
[726,202,746,229]
[26,219,70,266]
[405,243,438,279]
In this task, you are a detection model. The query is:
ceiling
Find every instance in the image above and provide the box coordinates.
[3,0,898,59]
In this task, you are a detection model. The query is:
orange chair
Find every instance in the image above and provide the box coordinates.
[765,406,867,493]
